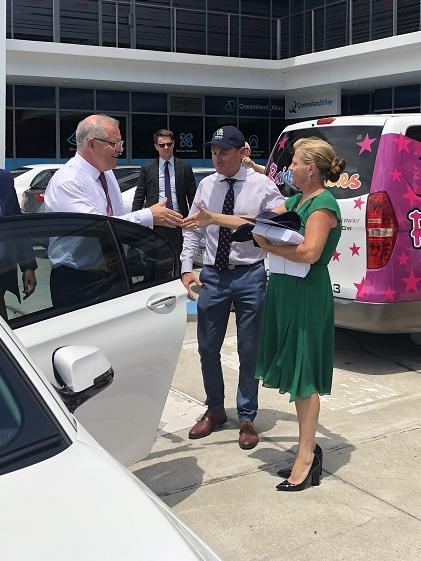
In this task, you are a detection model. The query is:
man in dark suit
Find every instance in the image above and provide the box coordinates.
[132,129,197,257]
[0,169,37,320]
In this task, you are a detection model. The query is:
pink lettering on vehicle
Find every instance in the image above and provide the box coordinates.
[408,208,421,248]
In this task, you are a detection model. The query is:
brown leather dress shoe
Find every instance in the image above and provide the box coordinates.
[188,409,227,439]
[239,420,259,450]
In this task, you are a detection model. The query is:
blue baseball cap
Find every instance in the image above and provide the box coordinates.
[205,126,245,149]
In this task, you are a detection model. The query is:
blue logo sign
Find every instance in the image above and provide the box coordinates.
[248,135,259,149]
[180,132,193,149]
[67,132,77,146]
[225,99,236,113]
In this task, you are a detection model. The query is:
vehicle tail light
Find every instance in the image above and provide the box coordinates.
[35,193,45,202]
[317,117,335,125]
[366,192,398,269]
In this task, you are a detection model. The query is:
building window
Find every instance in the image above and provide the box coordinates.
[59,112,90,159]
[372,0,393,40]
[11,0,53,42]
[169,116,204,159]
[59,89,94,111]
[207,13,230,56]
[351,0,370,44]
[60,0,99,46]
[6,110,13,159]
[136,6,172,52]
[15,86,56,109]
[397,0,421,35]
[394,85,420,109]
[325,2,348,50]
[131,114,168,159]
[96,90,130,112]
[374,88,393,112]
[174,9,206,55]
[131,92,167,113]
[102,1,131,48]
[241,16,271,59]
[239,118,269,160]
[15,110,56,159]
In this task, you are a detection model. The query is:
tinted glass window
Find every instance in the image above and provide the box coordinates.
[59,89,94,111]
[60,0,99,45]
[241,16,270,59]
[397,0,420,35]
[15,86,56,109]
[113,223,178,288]
[60,112,90,159]
[12,0,53,41]
[170,116,204,159]
[374,88,392,112]
[102,1,131,48]
[402,126,421,195]
[175,9,206,55]
[132,92,167,113]
[136,6,171,51]
[132,114,168,159]
[267,125,383,199]
[230,15,240,57]
[241,0,270,17]
[6,86,13,107]
[0,342,69,476]
[0,216,127,328]
[96,90,130,112]
[207,13,230,56]
[372,0,393,40]
[325,2,347,50]
[207,0,239,12]
[394,85,420,109]
[351,0,370,44]
[239,118,269,159]
[15,110,56,159]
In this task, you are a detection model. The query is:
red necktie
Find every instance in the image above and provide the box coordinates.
[99,172,113,216]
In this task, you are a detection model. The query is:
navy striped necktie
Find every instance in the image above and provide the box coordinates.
[214,178,235,271]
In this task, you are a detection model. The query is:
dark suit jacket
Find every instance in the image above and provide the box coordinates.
[132,158,196,217]
[0,169,37,301]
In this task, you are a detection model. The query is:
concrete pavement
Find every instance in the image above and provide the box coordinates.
[131,317,421,561]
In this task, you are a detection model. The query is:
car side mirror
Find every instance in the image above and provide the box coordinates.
[52,346,114,413]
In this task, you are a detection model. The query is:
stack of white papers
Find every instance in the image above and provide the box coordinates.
[251,222,310,278]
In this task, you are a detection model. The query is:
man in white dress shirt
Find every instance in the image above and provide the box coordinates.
[44,114,183,306]
[181,126,284,450]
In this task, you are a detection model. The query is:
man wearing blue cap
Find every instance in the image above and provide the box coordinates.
[180,125,284,449]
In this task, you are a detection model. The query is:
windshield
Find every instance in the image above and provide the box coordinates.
[267,125,383,199]
[11,168,30,178]
[0,341,69,476]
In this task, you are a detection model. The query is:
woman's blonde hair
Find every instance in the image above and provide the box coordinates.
[293,137,346,182]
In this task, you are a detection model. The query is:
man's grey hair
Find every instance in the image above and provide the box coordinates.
[76,114,120,149]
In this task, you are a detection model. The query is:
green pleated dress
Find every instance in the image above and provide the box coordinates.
[255,190,341,402]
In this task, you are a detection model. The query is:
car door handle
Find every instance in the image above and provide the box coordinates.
[147,295,176,311]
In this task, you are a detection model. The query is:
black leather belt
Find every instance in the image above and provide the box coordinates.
[207,260,264,270]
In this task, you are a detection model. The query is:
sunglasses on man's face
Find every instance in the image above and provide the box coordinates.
[158,142,173,148]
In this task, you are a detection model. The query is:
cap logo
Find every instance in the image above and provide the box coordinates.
[214,128,224,139]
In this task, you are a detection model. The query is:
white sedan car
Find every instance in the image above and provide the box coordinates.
[0,318,222,560]
[11,164,63,205]
[1,211,186,464]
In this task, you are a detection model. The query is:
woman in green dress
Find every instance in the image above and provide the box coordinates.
[253,137,345,492]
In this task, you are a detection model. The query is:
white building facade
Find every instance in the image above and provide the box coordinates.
[3,0,421,169]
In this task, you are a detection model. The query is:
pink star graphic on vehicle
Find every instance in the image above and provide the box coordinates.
[403,186,420,204]
[354,197,365,210]
[354,277,369,298]
[356,133,377,155]
[389,168,402,182]
[278,135,288,150]
[332,250,341,262]
[402,271,421,292]
[393,133,411,153]
[349,243,360,256]
[397,251,410,266]
[383,287,396,302]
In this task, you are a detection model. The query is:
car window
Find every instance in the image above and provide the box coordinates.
[0,340,70,476]
[267,125,383,199]
[112,220,179,288]
[0,214,179,329]
[194,172,214,184]
[113,167,141,180]
[11,168,30,178]
[0,215,127,328]
[402,126,421,196]
[30,169,58,190]
[118,173,139,193]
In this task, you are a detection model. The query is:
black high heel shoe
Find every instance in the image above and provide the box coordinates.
[276,455,321,492]
[277,443,323,478]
